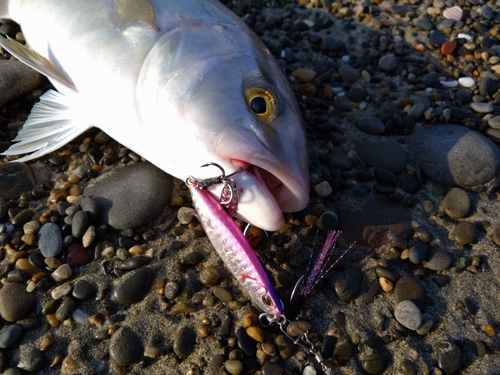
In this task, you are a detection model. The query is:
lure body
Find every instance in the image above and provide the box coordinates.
[188,181,283,317]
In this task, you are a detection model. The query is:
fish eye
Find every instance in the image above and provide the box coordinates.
[245,87,278,122]
[262,294,274,307]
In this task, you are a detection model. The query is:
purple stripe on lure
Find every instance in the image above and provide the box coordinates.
[187,180,284,318]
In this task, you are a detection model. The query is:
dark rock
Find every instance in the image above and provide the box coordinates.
[0,282,35,322]
[173,326,196,359]
[112,267,153,305]
[0,163,36,200]
[109,326,143,366]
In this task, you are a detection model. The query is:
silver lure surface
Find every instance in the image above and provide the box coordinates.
[0,0,309,231]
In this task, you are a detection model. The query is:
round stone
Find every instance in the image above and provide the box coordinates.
[360,352,386,374]
[55,296,76,322]
[357,116,385,134]
[51,264,72,283]
[17,348,45,372]
[469,102,494,114]
[224,360,243,375]
[488,115,500,129]
[109,326,143,366]
[394,276,425,309]
[0,162,36,200]
[339,65,361,84]
[0,282,35,322]
[426,249,453,271]
[112,267,153,305]
[236,328,257,356]
[0,324,22,348]
[355,141,408,173]
[410,125,500,187]
[326,268,362,302]
[38,223,62,258]
[438,341,462,374]
[72,279,95,300]
[314,181,332,197]
[441,41,456,55]
[409,242,428,264]
[71,210,88,238]
[451,222,476,245]
[394,300,422,330]
[378,54,398,72]
[441,188,470,219]
[173,326,196,359]
[458,77,475,88]
[83,162,174,230]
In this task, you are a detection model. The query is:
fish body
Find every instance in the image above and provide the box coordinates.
[0,0,309,230]
[187,179,283,317]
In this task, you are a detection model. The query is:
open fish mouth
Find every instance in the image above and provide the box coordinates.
[207,156,309,231]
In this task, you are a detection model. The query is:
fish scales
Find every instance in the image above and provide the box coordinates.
[0,0,309,231]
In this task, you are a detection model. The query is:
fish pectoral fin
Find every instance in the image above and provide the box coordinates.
[2,89,91,162]
[113,0,159,31]
[0,36,76,92]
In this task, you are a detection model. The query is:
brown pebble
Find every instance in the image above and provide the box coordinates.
[196,325,211,338]
[39,336,54,351]
[21,233,37,246]
[441,41,457,55]
[62,356,77,371]
[171,302,197,314]
[379,277,393,292]
[16,257,43,276]
[246,326,266,343]
[291,68,317,83]
[47,314,60,328]
[286,321,311,337]
[304,215,318,227]
[299,83,316,97]
[484,324,496,336]
[50,355,64,368]
[243,312,258,327]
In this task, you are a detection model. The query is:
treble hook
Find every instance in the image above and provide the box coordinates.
[185,163,241,206]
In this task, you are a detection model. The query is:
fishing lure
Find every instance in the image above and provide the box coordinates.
[187,163,331,373]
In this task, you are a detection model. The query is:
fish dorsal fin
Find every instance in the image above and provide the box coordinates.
[2,89,92,162]
[0,36,76,92]
[113,0,159,30]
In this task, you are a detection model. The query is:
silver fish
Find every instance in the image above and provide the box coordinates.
[0,0,309,230]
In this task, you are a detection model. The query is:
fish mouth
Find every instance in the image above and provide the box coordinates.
[211,122,309,231]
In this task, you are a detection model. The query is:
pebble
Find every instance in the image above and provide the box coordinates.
[112,267,153,305]
[0,162,36,200]
[224,359,243,375]
[443,6,463,21]
[303,365,317,375]
[314,181,332,197]
[55,296,76,322]
[469,103,494,117]
[426,249,453,271]
[246,326,265,343]
[83,162,173,229]
[355,141,408,173]
[488,115,500,129]
[51,263,72,283]
[291,68,316,83]
[458,77,475,88]
[394,276,425,309]
[261,362,285,375]
[51,283,72,300]
[441,188,470,219]
[38,223,63,258]
[0,60,43,107]
[213,286,233,303]
[326,268,362,302]
[236,328,257,356]
[109,326,143,366]
[177,207,195,224]
[360,352,385,374]
[339,64,360,83]
[438,341,462,374]
[378,54,398,72]
[409,242,428,264]
[17,348,45,372]
[71,210,88,238]
[440,41,456,55]
[478,77,497,96]
[66,243,93,267]
[173,326,196,359]
[338,199,412,247]
[357,115,385,134]
[394,300,422,330]
[450,222,476,245]
[0,282,35,322]
[0,324,22,348]
[410,125,500,187]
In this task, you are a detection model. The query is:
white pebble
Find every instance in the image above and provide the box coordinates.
[425,87,433,93]
[359,101,367,110]
[303,365,317,375]
[457,33,472,40]
[280,50,286,59]
[26,281,36,293]
[440,80,458,87]
[51,263,72,283]
[51,283,72,300]
[341,55,350,62]
[72,309,90,325]
[315,181,332,197]
[458,77,475,88]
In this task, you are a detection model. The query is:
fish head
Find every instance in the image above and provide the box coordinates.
[137,24,309,231]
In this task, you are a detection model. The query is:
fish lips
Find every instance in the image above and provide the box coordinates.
[212,120,309,231]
